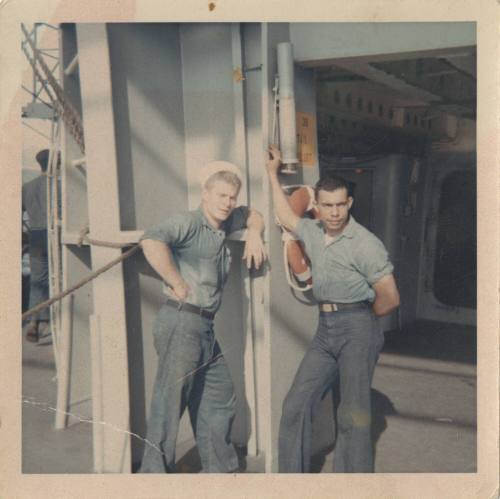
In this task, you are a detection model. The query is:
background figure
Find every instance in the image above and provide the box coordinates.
[22,149,51,343]
[22,216,31,314]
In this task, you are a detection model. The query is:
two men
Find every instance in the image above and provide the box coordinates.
[140,146,399,473]
[266,145,400,473]
[139,161,266,473]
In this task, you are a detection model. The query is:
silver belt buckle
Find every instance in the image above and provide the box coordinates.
[321,303,338,312]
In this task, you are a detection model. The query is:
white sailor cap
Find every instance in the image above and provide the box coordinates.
[199,161,242,188]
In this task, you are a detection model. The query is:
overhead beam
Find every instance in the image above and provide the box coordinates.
[442,55,476,79]
[291,23,476,64]
[333,60,441,104]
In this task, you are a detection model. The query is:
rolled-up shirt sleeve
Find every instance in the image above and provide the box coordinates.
[294,218,317,251]
[224,206,250,234]
[141,212,194,249]
[354,236,394,285]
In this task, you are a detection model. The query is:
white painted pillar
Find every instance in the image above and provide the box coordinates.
[76,24,131,473]
[259,22,274,473]
[231,22,259,458]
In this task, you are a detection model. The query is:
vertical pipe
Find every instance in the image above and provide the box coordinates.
[51,122,62,343]
[260,22,274,474]
[32,25,37,103]
[54,292,73,429]
[231,23,259,457]
[54,26,70,431]
[46,122,55,339]
[47,121,61,373]
[231,22,249,202]
[241,268,258,457]
[277,42,298,170]
[89,314,104,472]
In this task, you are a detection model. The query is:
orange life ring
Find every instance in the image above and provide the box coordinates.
[284,186,318,288]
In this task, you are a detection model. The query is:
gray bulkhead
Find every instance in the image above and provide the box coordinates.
[58,22,476,472]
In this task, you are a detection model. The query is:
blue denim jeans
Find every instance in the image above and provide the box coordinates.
[139,305,238,473]
[29,229,50,321]
[278,305,384,473]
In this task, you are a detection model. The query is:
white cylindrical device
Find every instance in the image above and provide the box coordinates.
[277,42,298,171]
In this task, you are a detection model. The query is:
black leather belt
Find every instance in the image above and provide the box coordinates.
[319,301,370,313]
[165,298,215,320]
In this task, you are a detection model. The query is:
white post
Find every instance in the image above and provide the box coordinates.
[231,22,259,458]
[55,292,73,429]
[89,314,104,473]
[76,23,132,473]
[259,22,274,473]
[55,32,71,428]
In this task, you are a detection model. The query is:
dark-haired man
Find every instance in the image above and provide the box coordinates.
[22,149,51,343]
[139,161,266,473]
[265,145,400,473]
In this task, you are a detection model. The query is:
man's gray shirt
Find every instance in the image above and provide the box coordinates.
[295,215,393,303]
[22,175,47,229]
[142,206,249,313]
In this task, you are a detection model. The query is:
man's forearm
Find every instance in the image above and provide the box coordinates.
[268,173,299,232]
[372,297,399,316]
[243,208,267,269]
[246,208,265,234]
[372,274,400,316]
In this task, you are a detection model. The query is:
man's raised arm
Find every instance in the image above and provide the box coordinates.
[265,145,300,233]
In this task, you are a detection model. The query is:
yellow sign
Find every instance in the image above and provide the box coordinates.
[296,112,316,167]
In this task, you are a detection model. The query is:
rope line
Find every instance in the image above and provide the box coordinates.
[73,224,133,250]
[22,243,141,321]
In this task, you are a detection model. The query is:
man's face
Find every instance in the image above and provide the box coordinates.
[315,187,353,235]
[202,179,240,225]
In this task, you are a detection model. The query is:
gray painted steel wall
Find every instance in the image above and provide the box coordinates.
[105,23,255,466]
[179,22,251,450]
[107,24,188,230]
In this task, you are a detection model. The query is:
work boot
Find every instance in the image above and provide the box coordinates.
[26,321,39,343]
